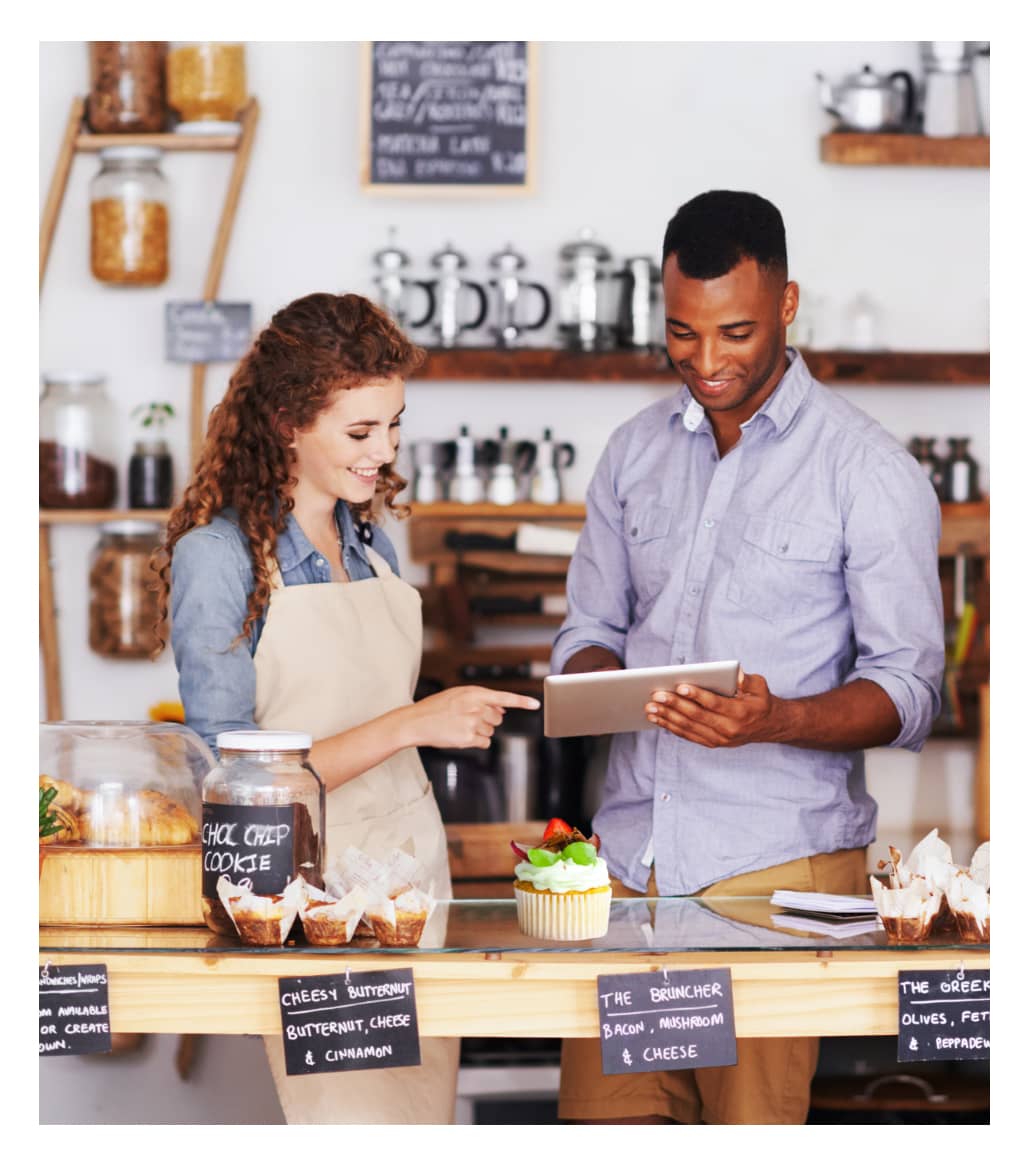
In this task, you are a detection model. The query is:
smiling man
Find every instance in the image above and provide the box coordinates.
[552,190,945,1125]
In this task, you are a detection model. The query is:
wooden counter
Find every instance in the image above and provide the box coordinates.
[40,916,988,1040]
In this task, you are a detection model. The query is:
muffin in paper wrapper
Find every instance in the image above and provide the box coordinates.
[515,884,613,941]
[869,873,942,942]
[216,874,305,946]
[299,883,368,947]
[365,886,435,947]
[945,841,990,943]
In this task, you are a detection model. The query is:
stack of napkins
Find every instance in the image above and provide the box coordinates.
[769,890,881,938]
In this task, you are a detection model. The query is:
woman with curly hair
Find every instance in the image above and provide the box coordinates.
[156,292,537,1123]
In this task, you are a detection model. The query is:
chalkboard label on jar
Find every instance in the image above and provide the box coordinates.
[40,963,112,1057]
[201,802,298,897]
[165,301,253,363]
[278,968,421,1076]
[362,42,533,190]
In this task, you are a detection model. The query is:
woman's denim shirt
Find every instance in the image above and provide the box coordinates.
[171,503,400,753]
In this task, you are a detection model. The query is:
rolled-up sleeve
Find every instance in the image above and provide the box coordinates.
[551,434,634,674]
[842,450,945,751]
[171,527,258,753]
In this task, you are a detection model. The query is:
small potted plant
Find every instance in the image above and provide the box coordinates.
[129,402,176,509]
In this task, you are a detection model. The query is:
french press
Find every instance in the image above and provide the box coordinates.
[425,242,489,349]
[371,228,435,329]
[487,243,552,348]
[557,227,615,352]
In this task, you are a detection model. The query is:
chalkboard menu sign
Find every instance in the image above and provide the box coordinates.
[361,42,535,192]
[898,968,990,1062]
[165,301,253,363]
[39,963,112,1057]
[278,969,421,1076]
[202,803,299,897]
[596,968,737,1076]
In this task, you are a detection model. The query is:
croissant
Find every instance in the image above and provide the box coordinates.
[39,803,81,846]
[79,789,199,846]
[39,774,85,815]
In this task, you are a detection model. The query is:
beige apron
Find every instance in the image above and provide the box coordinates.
[255,546,458,1124]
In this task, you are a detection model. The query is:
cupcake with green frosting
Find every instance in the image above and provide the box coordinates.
[512,818,611,940]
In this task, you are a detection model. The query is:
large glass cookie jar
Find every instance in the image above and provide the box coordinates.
[201,731,326,934]
[39,721,213,926]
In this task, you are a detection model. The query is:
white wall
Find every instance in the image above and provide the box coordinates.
[39,41,988,1123]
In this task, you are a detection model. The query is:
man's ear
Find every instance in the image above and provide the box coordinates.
[781,281,800,329]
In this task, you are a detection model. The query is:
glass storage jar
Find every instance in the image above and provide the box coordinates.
[128,438,174,508]
[167,42,247,131]
[39,372,118,509]
[87,42,168,133]
[90,146,169,286]
[88,522,166,659]
[201,731,326,934]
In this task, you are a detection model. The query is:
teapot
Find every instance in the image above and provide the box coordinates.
[815,64,916,132]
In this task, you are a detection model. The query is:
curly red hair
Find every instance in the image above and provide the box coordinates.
[153,293,424,652]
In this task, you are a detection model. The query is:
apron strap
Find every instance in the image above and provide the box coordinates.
[363,546,395,580]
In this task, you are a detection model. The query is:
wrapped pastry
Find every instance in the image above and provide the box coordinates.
[39,775,86,815]
[216,874,304,946]
[945,841,990,943]
[870,873,943,942]
[299,883,368,947]
[39,802,81,845]
[364,886,435,947]
[79,788,199,846]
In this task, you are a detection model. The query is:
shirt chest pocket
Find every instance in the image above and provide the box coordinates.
[726,515,842,623]
[624,504,674,604]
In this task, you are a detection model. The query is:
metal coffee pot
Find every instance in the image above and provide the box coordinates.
[557,227,615,352]
[486,426,537,505]
[815,64,916,132]
[425,243,489,348]
[487,243,552,348]
[614,256,660,350]
[530,427,575,505]
[371,228,435,329]
[409,439,456,505]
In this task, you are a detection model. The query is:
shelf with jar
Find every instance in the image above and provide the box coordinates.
[40,43,261,721]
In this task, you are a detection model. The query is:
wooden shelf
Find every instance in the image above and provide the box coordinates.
[39,509,172,526]
[412,347,989,386]
[75,130,242,152]
[820,133,989,168]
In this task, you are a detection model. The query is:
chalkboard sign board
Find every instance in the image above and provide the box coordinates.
[361,42,535,193]
[898,968,990,1062]
[165,301,252,363]
[596,968,737,1076]
[202,803,299,897]
[278,969,420,1076]
[39,963,112,1057]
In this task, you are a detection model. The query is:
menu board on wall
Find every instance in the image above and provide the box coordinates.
[360,42,535,193]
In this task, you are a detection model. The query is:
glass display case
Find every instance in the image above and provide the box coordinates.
[39,721,214,926]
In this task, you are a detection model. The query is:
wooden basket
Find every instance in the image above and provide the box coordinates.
[39,845,203,926]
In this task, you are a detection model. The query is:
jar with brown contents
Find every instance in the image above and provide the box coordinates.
[89,147,169,286]
[167,43,247,129]
[39,373,119,509]
[89,522,167,659]
[87,42,168,134]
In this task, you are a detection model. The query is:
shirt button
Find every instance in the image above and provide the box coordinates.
[316,558,325,567]
[779,544,789,554]
[689,585,700,595]
[660,792,671,803]
[703,518,715,528]
[631,527,638,537]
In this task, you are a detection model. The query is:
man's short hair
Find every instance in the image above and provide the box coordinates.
[662,190,788,281]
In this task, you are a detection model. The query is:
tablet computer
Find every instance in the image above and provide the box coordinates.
[543,659,740,738]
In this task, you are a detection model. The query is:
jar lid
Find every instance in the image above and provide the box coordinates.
[559,227,612,262]
[98,145,164,163]
[217,730,313,752]
[42,371,105,387]
[99,520,163,536]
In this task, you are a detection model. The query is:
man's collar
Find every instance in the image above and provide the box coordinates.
[671,347,813,436]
